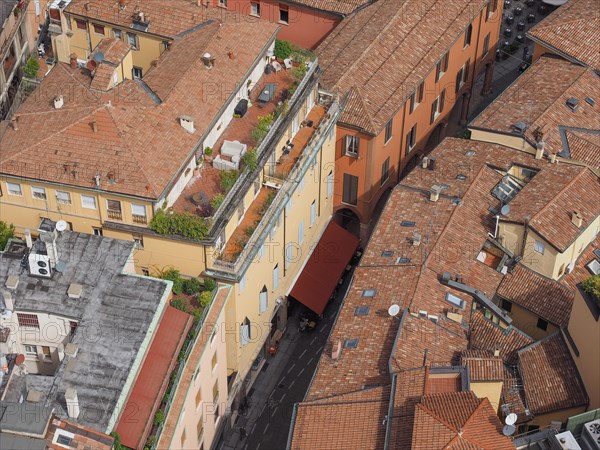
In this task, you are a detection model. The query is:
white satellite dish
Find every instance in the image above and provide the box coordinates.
[55,220,68,232]
[500,204,511,216]
[505,413,518,426]
[388,304,400,317]
[502,425,516,436]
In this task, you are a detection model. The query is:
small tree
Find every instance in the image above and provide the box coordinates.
[182,278,202,295]
[210,194,225,211]
[0,221,15,252]
[170,295,188,312]
[274,39,293,60]
[199,290,212,308]
[582,274,600,301]
[23,56,40,79]
[241,148,258,172]
[203,278,217,292]
[158,268,183,294]
[219,170,239,193]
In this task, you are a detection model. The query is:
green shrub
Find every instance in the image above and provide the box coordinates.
[199,290,212,308]
[242,148,258,172]
[582,275,600,300]
[210,194,225,211]
[110,432,125,450]
[23,56,40,79]
[150,209,209,241]
[182,278,202,295]
[291,64,307,81]
[274,39,293,60]
[219,170,239,193]
[170,296,188,312]
[153,410,165,425]
[245,224,256,237]
[144,435,157,450]
[290,45,315,65]
[266,192,276,206]
[204,146,213,156]
[159,268,183,294]
[0,221,15,252]
[203,278,217,292]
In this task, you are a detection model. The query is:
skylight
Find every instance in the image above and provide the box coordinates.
[344,339,359,349]
[400,221,416,227]
[492,175,524,204]
[354,306,370,316]
[362,289,376,297]
[445,293,466,309]
[381,251,395,257]
[397,257,411,264]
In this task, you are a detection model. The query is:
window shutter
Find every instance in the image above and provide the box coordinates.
[259,287,268,314]
[241,323,249,346]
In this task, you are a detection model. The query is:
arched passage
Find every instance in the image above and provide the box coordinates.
[333,207,361,238]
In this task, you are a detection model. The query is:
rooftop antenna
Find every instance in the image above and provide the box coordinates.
[489,204,510,239]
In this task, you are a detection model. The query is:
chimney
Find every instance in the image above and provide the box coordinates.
[138,11,145,22]
[57,344,65,361]
[331,340,342,360]
[228,51,235,60]
[84,1,90,12]
[549,153,557,164]
[90,120,97,133]
[535,141,545,159]
[430,185,441,202]
[412,233,422,247]
[54,95,64,109]
[119,0,126,9]
[10,116,18,131]
[201,52,215,69]
[69,53,78,69]
[40,231,59,268]
[24,229,32,248]
[65,388,80,419]
[571,211,583,228]
[421,157,429,169]
[493,348,500,357]
[179,115,195,133]
[5,276,19,290]
[1,290,13,311]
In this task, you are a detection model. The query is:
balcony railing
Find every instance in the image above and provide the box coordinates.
[107,210,123,221]
[132,214,147,225]
[211,96,341,277]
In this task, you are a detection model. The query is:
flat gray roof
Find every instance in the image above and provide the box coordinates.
[0,232,169,433]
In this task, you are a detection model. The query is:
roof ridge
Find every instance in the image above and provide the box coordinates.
[416,401,460,434]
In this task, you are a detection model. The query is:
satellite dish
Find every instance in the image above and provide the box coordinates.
[388,304,400,317]
[505,413,518,426]
[500,204,510,216]
[503,425,516,436]
[93,51,104,62]
[55,220,68,232]
[15,354,25,365]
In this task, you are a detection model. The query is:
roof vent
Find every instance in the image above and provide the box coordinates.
[412,233,422,247]
[421,157,429,169]
[64,343,79,358]
[549,153,557,164]
[54,95,64,109]
[65,388,80,419]
[26,390,43,403]
[571,211,583,228]
[566,97,579,112]
[5,275,19,290]
[428,314,439,324]
[418,310,428,317]
[67,283,83,299]
[513,121,527,133]
[430,185,441,202]
[493,348,500,357]
[535,141,545,159]
[179,115,195,133]
[585,97,595,107]
[201,52,215,69]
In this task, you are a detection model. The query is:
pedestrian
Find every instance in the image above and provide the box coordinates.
[239,427,247,440]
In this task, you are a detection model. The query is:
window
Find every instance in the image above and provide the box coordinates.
[279,4,289,24]
[93,24,105,35]
[456,67,465,93]
[285,198,293,215]
[534,240,545,254]
[445,293,466,309]
[417,81,424,103]
[180,429,186,447]
[75,19,87,30]
[141,268,150,276]
[384,119,393,143]
[259,286,268,314]
[430,97,439,124]
[18,313,40,329]
[131,203,147,224]
[439,89,446,113]
[381,157,390,186]
[56,433,72,446]
[464,24,472,47]
[107,199,122,220]
[195,386,202,408]
[536,318,548,331]
[81,194,97,209]
[272,264,279,290]
[298,174,305,192]
[31,186,46,200]
[285,243,294,269]
[354,306,370,316]
[482,33,490,57]
[436,52,449,82]
[240,317,251,346]
[113,28,122,39]
[42,346,52,360]
[344,135,359,157]
[298,220,304,245]
[7,182,21,196]
[56,190,71,204]
[92,227,103,236]
[127,33,139,50]
[237,198,245,223]
[342,174,358,206]
[250,2,260,16]
[24,345,37,356]
[486,0,498,19]
[362,289,376,297]
[132,66,143,79]
[211,352,217,371]
[239,275,246,292]
[344,339,359,349]
[464,59,470,83]
[410,92,417,114]
[501,299,512,312]
[133,234,144,248]
[310,200,316,226]
[326,171,334,197]
[406,124,417,152]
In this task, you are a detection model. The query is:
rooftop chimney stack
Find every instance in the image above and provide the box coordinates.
[40,231,59,268]
[549,153,557,164]
[421,157,429,169]
[201,52,215,69]
[90,120,97,133]
[24,229,32,248]
[331,340,342,360]
[1,290,13,311]
[10,116,18,131]
[430,185,441,202]
[571,211,583,228]
[493,348,500,357]
[535,141,545,160]
[412,233,422,247]
[69,53,78,69]
[179,115,195,133]
[54,95,64,109]
[65,388,80,419]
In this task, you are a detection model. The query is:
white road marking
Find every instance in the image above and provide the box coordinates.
[297,368,304,377]
[307,357,314,365]
[251,423,257,434]
[289,379,296,389]
[263,423,270,435]
[280,393,287,402]
[310,336,317,345]
[287,363,296,374]
[299,349,307,359]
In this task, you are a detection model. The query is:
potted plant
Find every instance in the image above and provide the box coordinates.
[204,146,213,163]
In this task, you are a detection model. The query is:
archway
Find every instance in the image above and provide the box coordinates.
[333,208,361,238]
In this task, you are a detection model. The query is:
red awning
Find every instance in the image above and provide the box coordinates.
[290,221,360,315]
[115,305,192,450]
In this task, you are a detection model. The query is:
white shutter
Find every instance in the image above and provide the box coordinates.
[239,275,246,293]
[285,243,293,269]
[131,203,146,216]
[272,265,279,290]
[259,288,268,314]
[298,220,304,245]
[241,323,249,346]
[327,171,334,197]
[310,200,316,226]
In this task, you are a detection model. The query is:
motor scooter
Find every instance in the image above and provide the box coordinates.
[299,317,317,332]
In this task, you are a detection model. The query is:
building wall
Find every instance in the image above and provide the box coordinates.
[470,381,503,412]
[332,3,502,236]
[499,301,558,341]
[567,289,600,410]
[210,0,340,49]
[468,129,532,152]
[526,406,587,429]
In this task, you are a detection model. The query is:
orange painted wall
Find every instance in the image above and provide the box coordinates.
[333,3,503,235]
[210,0,340,49]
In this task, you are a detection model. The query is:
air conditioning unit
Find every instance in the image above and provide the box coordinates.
[29,254,52,278]
[582,419,600,450]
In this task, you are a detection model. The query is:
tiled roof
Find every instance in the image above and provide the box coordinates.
[471,57,600,166]
[412,392,515,449]
[565,130,600,171]
[527,0,600,71]
[0,16,277,200]
[460,350,505,382]
[289,386,390,450]
[317,0,486,134]
[518,332,588,414]
[91,37,131,66]
[469,309,534,366]
[501,367,531,424]
[497,264,575,326]
[289,0,374,15]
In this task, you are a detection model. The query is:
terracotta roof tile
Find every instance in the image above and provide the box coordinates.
[317,0,486,133]
[460,350,504,382]
[471,57,600,163]
[518,332,588,414]
[497,264,575,326]
[527,0,600,71]
[289,0,374,15]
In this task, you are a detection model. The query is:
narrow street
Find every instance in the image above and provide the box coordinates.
[220,264,356,450]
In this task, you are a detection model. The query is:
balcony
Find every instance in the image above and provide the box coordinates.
[107,210,123,221]
[132,214,147,225]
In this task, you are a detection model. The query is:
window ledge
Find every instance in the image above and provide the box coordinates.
[278,21,289,26]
